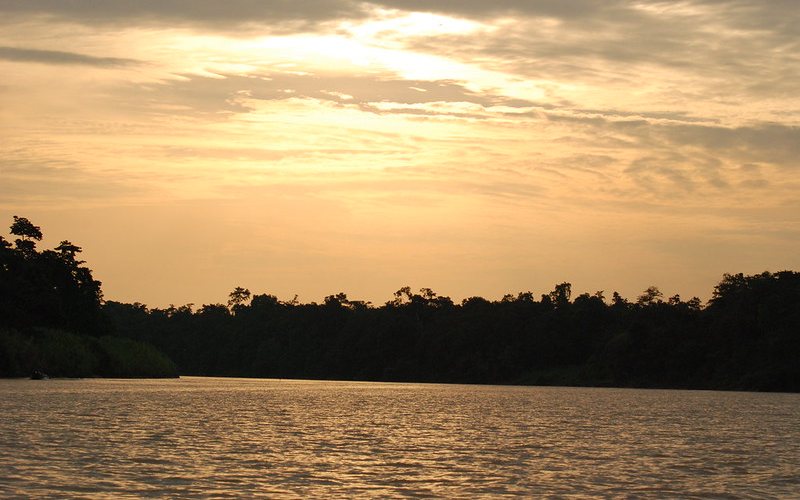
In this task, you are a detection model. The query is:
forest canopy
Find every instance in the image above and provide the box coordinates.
[104,272,799,392]
[2,216,798,391]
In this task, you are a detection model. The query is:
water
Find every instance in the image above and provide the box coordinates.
[0,377,798,498]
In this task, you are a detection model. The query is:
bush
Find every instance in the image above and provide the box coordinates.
[0,328,178,378]
[96,336,178,378]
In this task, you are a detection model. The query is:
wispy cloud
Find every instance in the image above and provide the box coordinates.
[0,46,140,66]
[124,72,537,118]
[394,1,799,123]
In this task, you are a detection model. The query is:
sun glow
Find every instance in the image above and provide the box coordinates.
[344,9,484,40]
[142,13,551,103]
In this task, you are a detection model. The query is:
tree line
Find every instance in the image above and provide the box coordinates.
[1,216,797,391]
[106,274,799,392]
[0,217,177,378]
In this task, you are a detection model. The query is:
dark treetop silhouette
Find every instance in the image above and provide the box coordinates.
[0,216,177,378]
[2,216,798,390]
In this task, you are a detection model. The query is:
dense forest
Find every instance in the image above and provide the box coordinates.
[2,216,798,391]
[102,273,799,392]
[0,217,177,378]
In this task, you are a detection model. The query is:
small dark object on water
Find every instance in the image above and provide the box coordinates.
[30,370,49,380]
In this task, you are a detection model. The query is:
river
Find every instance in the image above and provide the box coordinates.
[0,377,798,497]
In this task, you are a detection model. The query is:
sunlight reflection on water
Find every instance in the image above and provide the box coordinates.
[0,377,798,498]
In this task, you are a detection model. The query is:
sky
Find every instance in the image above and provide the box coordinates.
[1,0,798,307]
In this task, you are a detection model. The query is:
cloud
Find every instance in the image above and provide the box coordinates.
[129,71,797,201]
[615,121,798,196]
[0,159,149,208]
[125,72,538,118]
[378,0,799,35]
[660,123,800,166]
[0,46,140,67]
[540,109,800,168]
[0,0,367,32]
[376,0,617,19]
[395,1,799,108]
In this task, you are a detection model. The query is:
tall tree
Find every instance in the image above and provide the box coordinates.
[10,216,43,255]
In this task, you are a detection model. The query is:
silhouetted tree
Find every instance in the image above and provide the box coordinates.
[10,216,42,256]
[0,216,176,377]
[636,286,663,306]
[227,286,251,313]
[549,282,572,307]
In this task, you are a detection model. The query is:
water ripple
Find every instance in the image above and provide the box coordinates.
[0,378,798,498]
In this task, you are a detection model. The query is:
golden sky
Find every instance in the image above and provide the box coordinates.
[1,1,798,307]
